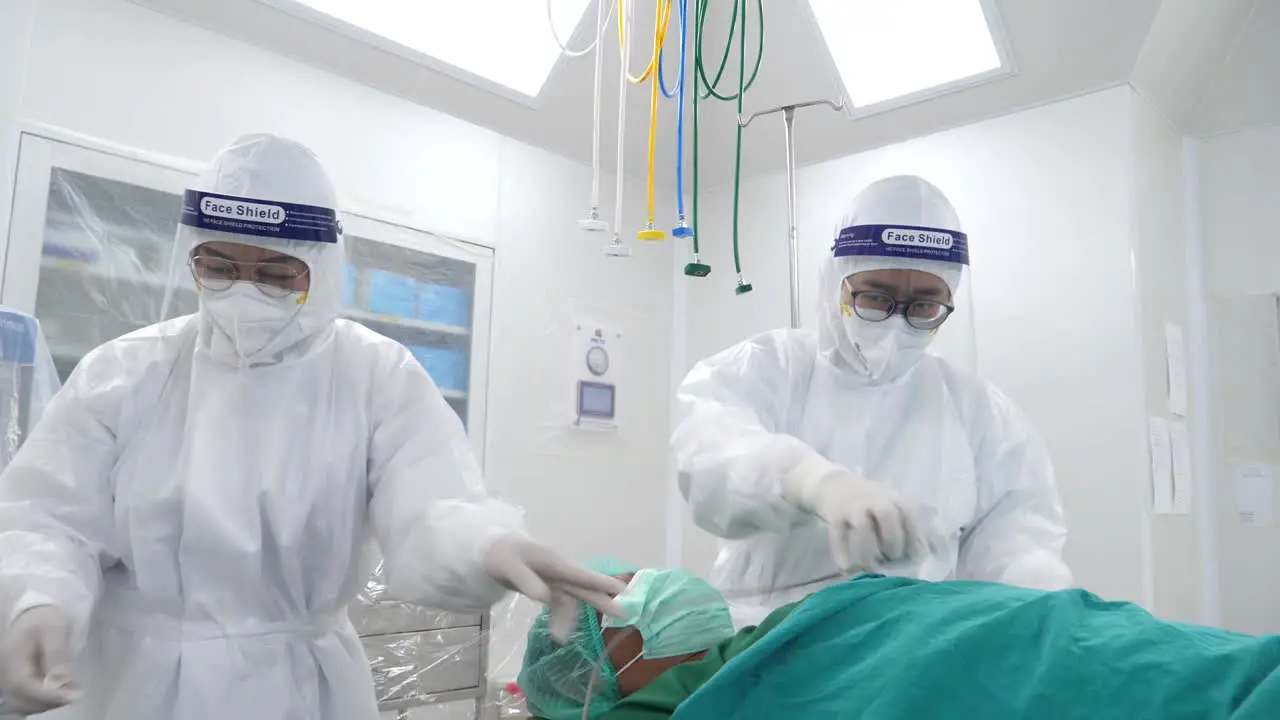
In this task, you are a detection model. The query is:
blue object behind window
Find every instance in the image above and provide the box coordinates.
[0,310,39,365]
[417,283,470,327]
[367,269,418,318]
[341,265,357,308]
[410,345,468,392]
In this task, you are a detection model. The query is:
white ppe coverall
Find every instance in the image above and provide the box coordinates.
[0,135,526,719]
[673,175,1072,627]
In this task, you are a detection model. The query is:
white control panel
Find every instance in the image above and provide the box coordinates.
[570,320,621,429]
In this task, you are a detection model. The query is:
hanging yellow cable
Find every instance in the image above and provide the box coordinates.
[618,0,672,84]
[638,0,673,241]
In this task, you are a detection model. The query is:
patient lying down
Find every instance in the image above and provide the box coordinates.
[518,560,1280,719]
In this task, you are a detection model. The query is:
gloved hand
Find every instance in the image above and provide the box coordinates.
[0,606,80,715]
[483,534,627,642]
[783,454,927,574]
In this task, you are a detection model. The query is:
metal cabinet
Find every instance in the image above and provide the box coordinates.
[351,568,490,715]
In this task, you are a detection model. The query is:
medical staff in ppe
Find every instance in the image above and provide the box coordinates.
[673,175,1071,627]
[0,134,624,719]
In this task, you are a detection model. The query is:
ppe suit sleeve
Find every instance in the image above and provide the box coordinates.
[672,330,820,540]
[367,347,524,611]
[0,346,122,640]
[955,386,1072,590]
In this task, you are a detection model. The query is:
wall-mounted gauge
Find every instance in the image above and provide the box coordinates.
[586,345,610,377]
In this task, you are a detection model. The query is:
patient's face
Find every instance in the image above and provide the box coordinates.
[601,573,708,697]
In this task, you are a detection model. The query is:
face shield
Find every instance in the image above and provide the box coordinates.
[817,176,977,382]
[159,134,345,367]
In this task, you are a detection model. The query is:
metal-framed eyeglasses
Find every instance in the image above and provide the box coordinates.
[843,289,955,331]
[188,255,310,299]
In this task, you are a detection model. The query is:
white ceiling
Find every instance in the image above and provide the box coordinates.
[128,0,1267,185]
[1181,0,1280,137]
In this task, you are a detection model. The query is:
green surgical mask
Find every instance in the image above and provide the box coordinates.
[601,568,735,659]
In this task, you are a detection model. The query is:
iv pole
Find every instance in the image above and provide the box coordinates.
[738,97,844,329]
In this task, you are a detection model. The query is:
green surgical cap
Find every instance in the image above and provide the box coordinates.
[517,558,640,720]
[581,557,641,577]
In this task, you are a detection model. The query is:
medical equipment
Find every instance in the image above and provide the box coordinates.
[738,97,845,328]
[604,0,635,258]
[628,0,673,242]
[571,321,621,429]
[691,0,764,290]
[555,0,619,235]
[547,0,615,57]
[658,0,693,242]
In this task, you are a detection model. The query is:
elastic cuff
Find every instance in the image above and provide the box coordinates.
[782,451,843,510]
[473,528,522,599]
[7,591,57,629]
[475,527,521,564]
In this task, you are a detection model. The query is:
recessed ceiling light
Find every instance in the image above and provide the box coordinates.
[286,0,594,98]
[808,0,1009,109]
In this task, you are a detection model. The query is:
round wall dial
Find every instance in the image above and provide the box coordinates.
[586,346,610,377]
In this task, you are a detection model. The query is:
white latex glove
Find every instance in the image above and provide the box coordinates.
[783,454,927,574]
[0,606,80,715]
[483,534,628,643]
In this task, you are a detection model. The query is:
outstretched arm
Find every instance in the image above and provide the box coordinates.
[673,331,822,540]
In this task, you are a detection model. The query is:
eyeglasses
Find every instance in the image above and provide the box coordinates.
[845,290,955,330]
[188,255,309,299]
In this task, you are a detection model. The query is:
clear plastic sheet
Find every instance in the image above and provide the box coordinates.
[0,308,60,470]
[31,168,195,381]
[355,564,539,718]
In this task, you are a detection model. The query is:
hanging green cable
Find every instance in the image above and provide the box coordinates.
[696,0,763,103]
[687,0,764,289]
[685,0,708,276]
[730,0,751,292]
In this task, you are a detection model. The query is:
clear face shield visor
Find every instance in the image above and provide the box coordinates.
[819,222,977,376]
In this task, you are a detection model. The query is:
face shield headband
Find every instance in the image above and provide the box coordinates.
[832,224,969,267]
[179,190,342,245]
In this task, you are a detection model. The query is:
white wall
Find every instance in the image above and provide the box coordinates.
[0,0,679,713]
[1128,90,1208,624]
[682,87,1157,605]
[0,0,40,275]
[1197,123,1280,634]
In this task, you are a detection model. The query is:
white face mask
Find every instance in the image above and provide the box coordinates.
[200,282,306,363]
[839,312,934,383]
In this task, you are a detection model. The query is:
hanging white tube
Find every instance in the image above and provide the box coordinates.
[589,0,607,220]
[605,0,633,257]
[547,0,614,56]
[570,0,615,232]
